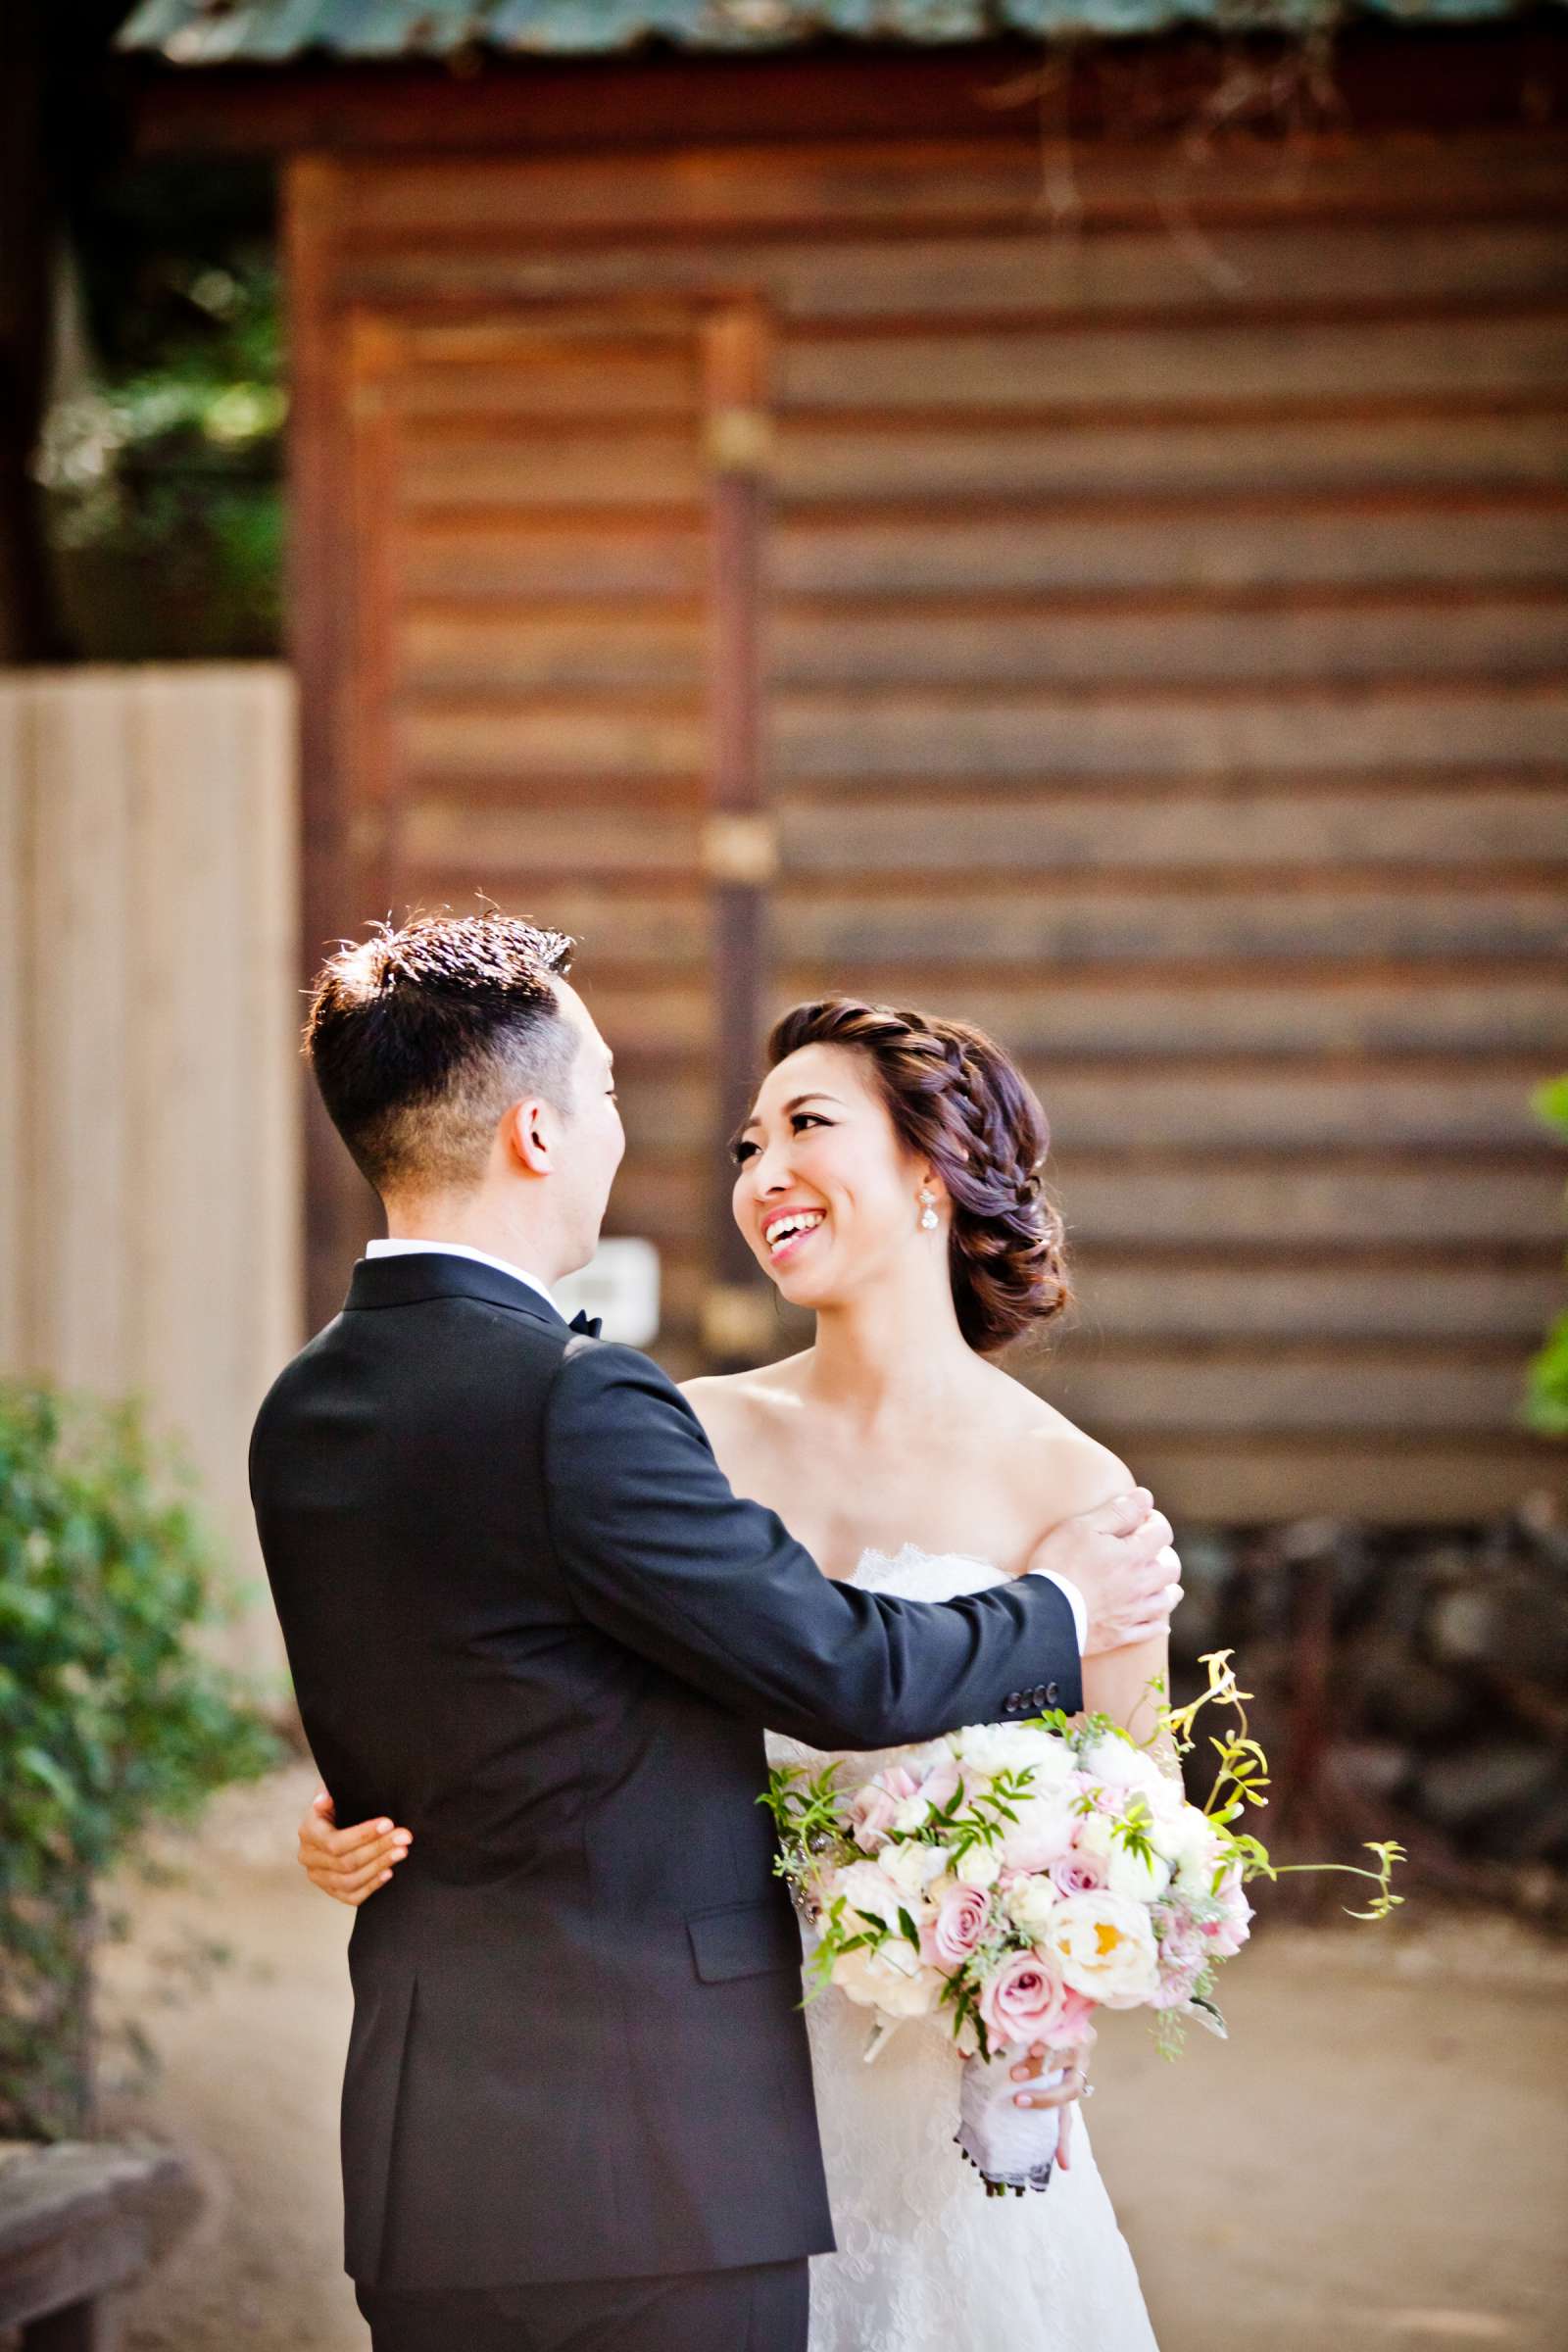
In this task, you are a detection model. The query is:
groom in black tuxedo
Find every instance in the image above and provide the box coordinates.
[250,912,1180,2352]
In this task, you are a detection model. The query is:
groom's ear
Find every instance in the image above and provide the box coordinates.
[501,1096,560,1178]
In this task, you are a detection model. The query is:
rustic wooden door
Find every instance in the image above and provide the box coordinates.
[304,298,772,1369]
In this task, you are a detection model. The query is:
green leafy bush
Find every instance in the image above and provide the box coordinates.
[1526,1077,1568,1438]
[0,1383,280,2138]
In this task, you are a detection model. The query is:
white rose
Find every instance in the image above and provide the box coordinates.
[1156,1803,1219,1872]
[834,1859,905,1934]
[831,1939,945,2017]
[1028,1736,1077,1788]
[1175,1844,1228,1901]
[1146,1805,1193,1866]
[998,1789,1079,1875]
[1005,1877,1060,1941]
[1045,1892,1160,2008]
[1075,1810,1173,1905]
[1107,1841,1171,1906]
[880,1839,948,1904]
[1146,1765,1189,1822]
[953,1723,1071,1782]
[892,1793,933,1835]
[953,1841,1003,1890]
[1080,1732,1167,1801]
[1145,1803,1227,1898]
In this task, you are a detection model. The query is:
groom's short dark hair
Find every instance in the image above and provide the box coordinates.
[305,910,577,1197]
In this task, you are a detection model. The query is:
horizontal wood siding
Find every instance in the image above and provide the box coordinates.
[299,115,1568,1517]
[330,310,718,1351]
[0,668,302,1662]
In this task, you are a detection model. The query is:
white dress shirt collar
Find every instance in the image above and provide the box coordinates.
[365,1238,558,1316]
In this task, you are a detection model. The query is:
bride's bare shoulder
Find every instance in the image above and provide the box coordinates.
[679,1352,812,1442]
[973,1364,1135,1524]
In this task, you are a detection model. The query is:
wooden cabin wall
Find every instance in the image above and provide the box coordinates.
[288,114,1568,1521]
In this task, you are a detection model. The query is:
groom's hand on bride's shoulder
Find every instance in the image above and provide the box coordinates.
[296,1786,412,1907]
[1027,1489,1183,1656]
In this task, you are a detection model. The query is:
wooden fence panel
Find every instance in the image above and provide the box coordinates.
[0,691,27,1371]
[0,666,302,1671]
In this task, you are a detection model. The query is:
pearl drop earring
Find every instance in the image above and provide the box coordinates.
[918,1188,939,1232]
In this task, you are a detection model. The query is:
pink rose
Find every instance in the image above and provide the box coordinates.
[1155,1908,1203,1963]
[1051,1852,1108,1898]
[880,1765,920,1803]
[920,1881,992,1971]
[918,1761,963,1816]
[849,1783,900,1852]
[1156,1956,1203,2007]
[1202,1871,1253,1959]
[977,1948,1096,2053]
[1203,1903,1252,1961]
[1152,1908,1205,2005]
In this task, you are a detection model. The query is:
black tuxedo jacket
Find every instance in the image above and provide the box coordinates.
[249,1252,1083,2290]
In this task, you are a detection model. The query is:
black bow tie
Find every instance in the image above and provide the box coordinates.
[568,1309,603,1339]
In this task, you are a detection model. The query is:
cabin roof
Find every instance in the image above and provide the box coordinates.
[116,0,1556,67]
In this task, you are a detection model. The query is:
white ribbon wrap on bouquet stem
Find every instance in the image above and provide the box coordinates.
[955,2043,1064,2194]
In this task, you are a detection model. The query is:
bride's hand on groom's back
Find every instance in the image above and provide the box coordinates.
[296,1786,412,1906]
[1028,1488,1183,1656]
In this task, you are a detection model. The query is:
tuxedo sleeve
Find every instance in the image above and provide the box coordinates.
[540,1341,1083,1747]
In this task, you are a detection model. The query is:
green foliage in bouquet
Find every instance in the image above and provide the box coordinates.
[1162,1652,1405,1915]
[0,1383,280,2139]
[1525,1076,1568,1437]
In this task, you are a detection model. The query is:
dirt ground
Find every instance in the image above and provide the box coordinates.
[97,1767,1568,2352]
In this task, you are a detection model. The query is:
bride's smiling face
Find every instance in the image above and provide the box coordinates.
[731,1042,936,1309]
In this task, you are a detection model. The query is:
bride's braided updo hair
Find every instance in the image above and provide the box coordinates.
[764,996,1071,1356]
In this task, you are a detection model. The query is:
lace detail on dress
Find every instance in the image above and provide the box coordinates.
[766,1544,1160,2352]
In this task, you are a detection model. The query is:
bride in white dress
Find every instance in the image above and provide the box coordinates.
[681,996,1161,2352]
[305,992,1167,2350]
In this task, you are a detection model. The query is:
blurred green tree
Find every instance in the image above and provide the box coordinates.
[41,229,285,659]
[0,0,282,662]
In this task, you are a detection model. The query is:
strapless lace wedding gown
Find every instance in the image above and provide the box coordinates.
[766,1544,1160,2352]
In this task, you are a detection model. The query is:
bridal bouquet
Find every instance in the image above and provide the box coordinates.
[761,1654,1401,2197]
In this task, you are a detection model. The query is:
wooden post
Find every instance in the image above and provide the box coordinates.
[700,303,776,1367]
[285,156,381,1334]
